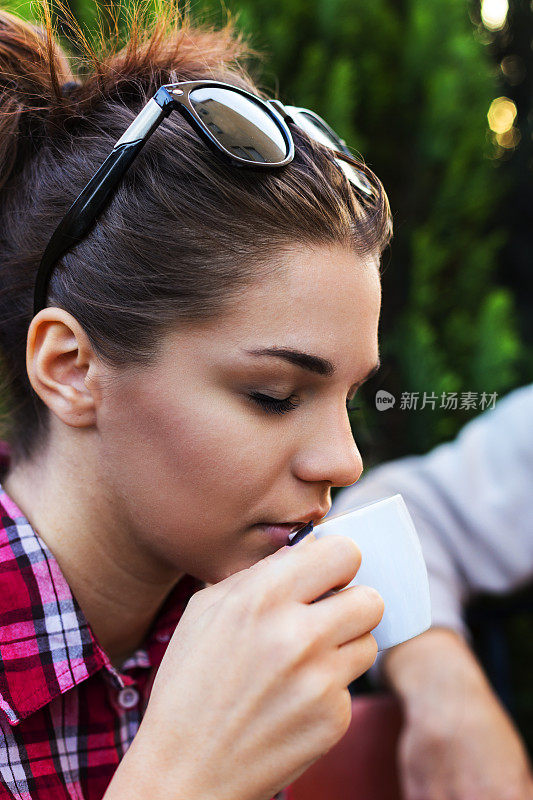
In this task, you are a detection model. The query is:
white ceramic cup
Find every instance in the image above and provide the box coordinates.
[309,495,432,651]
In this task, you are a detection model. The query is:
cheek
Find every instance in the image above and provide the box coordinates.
[142,395,258,485]
[99,382,282,527]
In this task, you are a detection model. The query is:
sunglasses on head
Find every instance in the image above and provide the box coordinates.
[33,79,376,316]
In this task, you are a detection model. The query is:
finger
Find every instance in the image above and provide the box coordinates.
[194,563,258,610]
[308,584,385,647]
[335,632,379,687]
[252,534,362,604]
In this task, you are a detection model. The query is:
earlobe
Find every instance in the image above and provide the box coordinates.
[26,308,98,428]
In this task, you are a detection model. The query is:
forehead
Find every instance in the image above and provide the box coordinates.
[212,242,381,348]
[152,242,382,378]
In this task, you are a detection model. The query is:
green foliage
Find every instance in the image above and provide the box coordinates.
[470,288,521,392]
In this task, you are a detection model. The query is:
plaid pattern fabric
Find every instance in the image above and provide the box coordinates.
[0,468,292,800]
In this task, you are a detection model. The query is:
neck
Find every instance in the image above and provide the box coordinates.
[2,436,184,668]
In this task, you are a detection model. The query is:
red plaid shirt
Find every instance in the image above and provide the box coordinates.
[0,456,292,799]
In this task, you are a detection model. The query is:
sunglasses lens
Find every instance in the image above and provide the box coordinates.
[189,87,289,163]
[289,109,374,197]
[290,110,344,150]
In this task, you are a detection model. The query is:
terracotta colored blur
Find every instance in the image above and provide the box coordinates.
[290,693,403,800]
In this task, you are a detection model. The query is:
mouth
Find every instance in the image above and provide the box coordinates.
[256,522,307,534]
[254,509,327,548]
[253,521,311,549]
[257,506,330,530]
[253,506,330,548]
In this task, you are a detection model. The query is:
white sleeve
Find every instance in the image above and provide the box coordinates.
[329,384,533,676]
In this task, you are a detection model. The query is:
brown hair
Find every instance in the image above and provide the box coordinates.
[0,1,391,465]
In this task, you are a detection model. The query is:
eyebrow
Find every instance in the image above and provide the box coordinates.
[241,346,381,387]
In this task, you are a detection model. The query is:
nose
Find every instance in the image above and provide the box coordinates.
[292,408,364,488]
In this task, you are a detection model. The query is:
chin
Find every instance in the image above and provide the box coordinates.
[184,531,280,586]
[212,550,270,585]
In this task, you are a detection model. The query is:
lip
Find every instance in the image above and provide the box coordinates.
[257,506,331,530]
[255,522,307,548]
[255,507,331,548]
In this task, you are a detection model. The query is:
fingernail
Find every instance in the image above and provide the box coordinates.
[288,522,314,546]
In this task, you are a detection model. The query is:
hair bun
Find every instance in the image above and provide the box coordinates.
[0,8,74,191]
[0,1,260,193]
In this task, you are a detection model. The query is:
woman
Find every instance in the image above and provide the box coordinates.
[0,3,391,799]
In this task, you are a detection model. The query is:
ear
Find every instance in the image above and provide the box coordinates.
[26,308,102,428]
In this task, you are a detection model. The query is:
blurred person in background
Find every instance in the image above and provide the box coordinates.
[331,383,533,800]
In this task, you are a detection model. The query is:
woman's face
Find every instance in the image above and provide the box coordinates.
[95,243,381,584]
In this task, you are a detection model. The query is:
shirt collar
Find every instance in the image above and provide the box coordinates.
[0,444,202,726]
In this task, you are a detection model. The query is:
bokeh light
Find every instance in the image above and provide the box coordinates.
[495,128,521,149]
[500,55,526,85]
[481,0,509,30]
[487,96,517,133]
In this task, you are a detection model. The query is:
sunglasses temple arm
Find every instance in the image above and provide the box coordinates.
[33,100,168,316]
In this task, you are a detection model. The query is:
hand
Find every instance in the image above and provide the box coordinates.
[383,628,533,800]
[104,534,384,800]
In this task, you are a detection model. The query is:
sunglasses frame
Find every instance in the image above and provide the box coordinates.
[278,103,375,197]
[273,103,351,156]
[33,79,367,316]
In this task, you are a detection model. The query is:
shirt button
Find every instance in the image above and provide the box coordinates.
[117,686,140,709]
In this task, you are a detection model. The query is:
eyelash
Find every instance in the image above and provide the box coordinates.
[249,393,299,415]
[249,392,361,416]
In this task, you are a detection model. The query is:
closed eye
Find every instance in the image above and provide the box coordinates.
[250,391,361,416]
[249,392,299,415]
